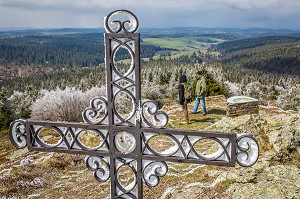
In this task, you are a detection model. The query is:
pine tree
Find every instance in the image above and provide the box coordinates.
[0,89,13,133]
[15,88,33,119]
[87,72,96,89]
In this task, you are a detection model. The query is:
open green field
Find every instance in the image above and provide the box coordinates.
[118,36,222,63]
[142,37,209,61]
[142,37,196,50]
[142,36,218,50]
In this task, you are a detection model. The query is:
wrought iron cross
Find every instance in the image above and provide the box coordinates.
[9,10,259,199]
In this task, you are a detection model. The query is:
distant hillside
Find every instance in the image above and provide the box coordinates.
[214,35,300,75]
[0,33,175,68]
[0,28,103,38]
[1,27,298,38]
[141,27,297,36]
[215,35,300,52]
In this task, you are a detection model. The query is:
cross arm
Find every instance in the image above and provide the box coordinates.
[9,119,110,157]
[140,127,259,167]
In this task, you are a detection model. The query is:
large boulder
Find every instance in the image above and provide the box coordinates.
[227,164,300,199]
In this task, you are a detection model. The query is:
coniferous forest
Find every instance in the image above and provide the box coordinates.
[0,33,174,67]
[213,34,300,75]
[1,29,300,133]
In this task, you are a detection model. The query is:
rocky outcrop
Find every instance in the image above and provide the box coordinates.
[227,163,300,199]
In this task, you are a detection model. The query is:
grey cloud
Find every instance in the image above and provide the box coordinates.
[1,0,299,15]
[0,0,300,29]
[222,0,300,12]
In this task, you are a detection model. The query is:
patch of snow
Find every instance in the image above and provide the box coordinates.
[26,193,41,198]
[160,186,177,199]
[227,96,259,104]
[184,173,226,189]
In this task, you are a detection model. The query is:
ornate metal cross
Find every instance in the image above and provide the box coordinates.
[9,10,259,199]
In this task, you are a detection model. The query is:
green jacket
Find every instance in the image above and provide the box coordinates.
[195,76,207,98]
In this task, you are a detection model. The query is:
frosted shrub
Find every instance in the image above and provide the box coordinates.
[241,82,264,100]
[277,86,300,110]
[142,84,163,100]
[224,81,241,96]
[8,91,23,115]
[31,86,106,122]
[142,84,165,108]
[31,87,85,122]
[85,86,106,99]
[8,91,23,103]
[8,91,33,118]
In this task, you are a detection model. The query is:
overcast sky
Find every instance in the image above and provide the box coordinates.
[1,0,300,30]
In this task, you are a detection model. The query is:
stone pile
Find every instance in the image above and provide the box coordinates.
[226,96,259,117]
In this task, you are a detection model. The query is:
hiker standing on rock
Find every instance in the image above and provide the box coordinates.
[178,74,191,124]
[192,71,207,115]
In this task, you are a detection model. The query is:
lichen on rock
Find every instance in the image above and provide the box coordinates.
[227,164,300,199]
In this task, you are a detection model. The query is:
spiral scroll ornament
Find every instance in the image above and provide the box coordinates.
[82,96,108,125]
[142,161,168,187]
[236,134,259,167]
[9,120,27,149]
[85,156,110,182]
[141,100,169,128]
[104,10,139,33]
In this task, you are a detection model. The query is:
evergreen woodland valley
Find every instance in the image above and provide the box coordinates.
[0,30,300,132]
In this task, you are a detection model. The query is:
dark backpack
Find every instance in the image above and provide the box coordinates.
[181,83,192,103]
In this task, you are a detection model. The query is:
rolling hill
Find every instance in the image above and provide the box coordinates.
[214,35,300,75]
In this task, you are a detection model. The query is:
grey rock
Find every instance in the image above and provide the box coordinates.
[20,157,34,167]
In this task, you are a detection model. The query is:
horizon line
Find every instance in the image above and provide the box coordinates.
[1,26,300,32]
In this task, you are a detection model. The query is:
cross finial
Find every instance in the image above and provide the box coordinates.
[104,10,139,34]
